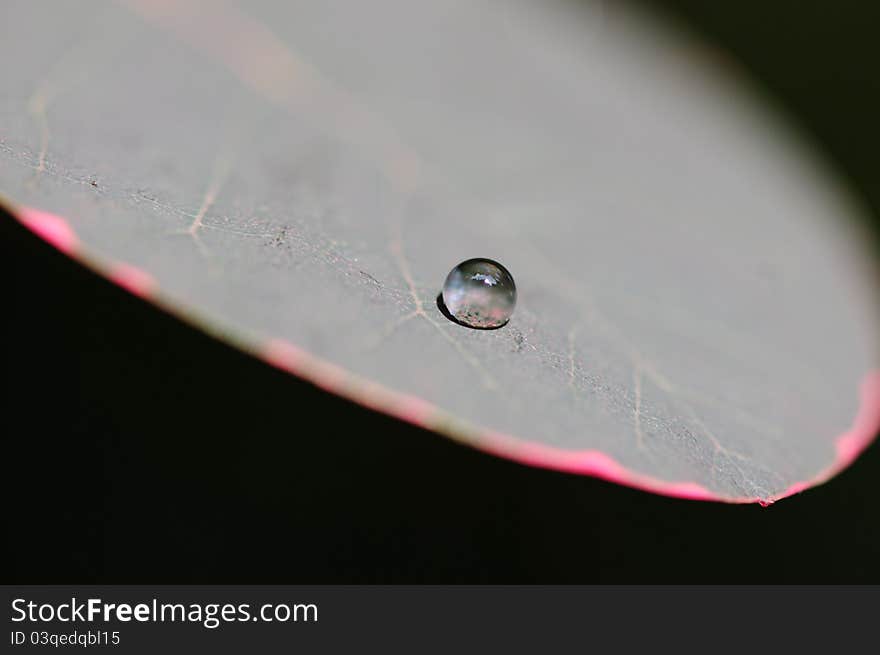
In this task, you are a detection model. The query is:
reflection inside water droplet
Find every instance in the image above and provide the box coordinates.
[440,258,516,329]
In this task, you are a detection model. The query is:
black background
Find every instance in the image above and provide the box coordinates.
[4,1,880,582]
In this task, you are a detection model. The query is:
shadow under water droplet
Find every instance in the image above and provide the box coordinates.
[435,293,509,331]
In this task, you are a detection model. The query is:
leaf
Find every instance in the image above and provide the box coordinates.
[2,0,878,503]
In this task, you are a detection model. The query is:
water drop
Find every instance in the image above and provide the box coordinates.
[440,258,516,329]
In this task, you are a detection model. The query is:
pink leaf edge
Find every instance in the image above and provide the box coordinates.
[10,204,880,505]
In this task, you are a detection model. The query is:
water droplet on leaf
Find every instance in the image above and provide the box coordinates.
[441,258,516,329]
